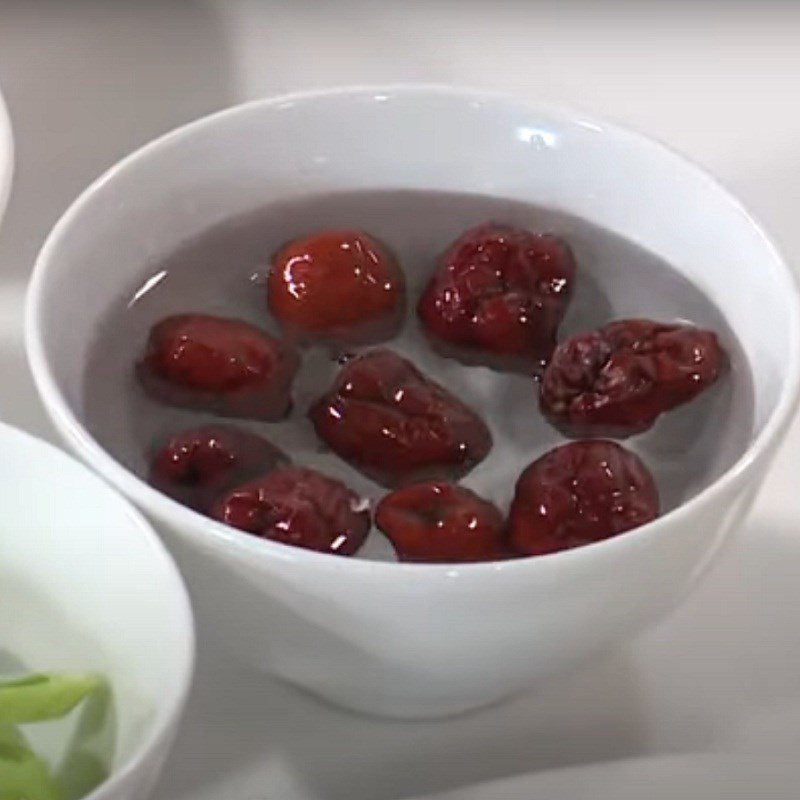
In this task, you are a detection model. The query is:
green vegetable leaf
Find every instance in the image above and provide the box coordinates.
[56,680,113,800]
[0,722,61,800]
[0,674,101,725]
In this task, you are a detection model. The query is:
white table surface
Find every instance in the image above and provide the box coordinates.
[1,2,800,798]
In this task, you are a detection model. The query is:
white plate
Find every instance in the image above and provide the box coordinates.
[0,421,194,800]
[149,409,800,799]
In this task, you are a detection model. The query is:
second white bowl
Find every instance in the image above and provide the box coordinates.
[0,422,194,799]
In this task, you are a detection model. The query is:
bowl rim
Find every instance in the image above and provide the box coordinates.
[24,83,800,580]
[0,84,15,227]
[0,420,196,798]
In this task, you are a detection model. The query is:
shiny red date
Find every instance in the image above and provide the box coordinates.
[136,314,299,421]
[211,466,370,556]
[148,424,288,513]
[309,349,492,487]
[417,223,575,371]
[268,229,405,345]
[508,440,659,557]
[376,481,508,563]
[540,318,726,437]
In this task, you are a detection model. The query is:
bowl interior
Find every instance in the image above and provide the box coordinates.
[0,423,192,780]
[27,87,799,559]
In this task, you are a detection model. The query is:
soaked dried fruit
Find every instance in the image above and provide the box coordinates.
[376,481,508,563]
[508,440,659,556]
[136,314,299,420]
[309,349,491,486]
[148,424,287,513]
[211,466,370,556]
[540,319,726,437]
[268,229,404,344]
[417,223,575,370]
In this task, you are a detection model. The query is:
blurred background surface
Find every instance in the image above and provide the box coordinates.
[1,2,799,799]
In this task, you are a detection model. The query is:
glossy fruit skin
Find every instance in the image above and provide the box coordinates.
[136,314,299,420]
[268,229,405,344]
[508,440,659,557]
[211,466,370,556]
[148,424,288,513]
[417,223,575,371]
[540,318,726,437]
[376,481,509,563]
[309,349,492,487]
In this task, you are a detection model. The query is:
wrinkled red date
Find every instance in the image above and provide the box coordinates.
[417,223,575,370]
[211,466,370,556]
[508,440,659,557]
[376,481,508,563]
[268,229,405,344]
[309,349,492,487]
[136,314,299,420]
[540,318,726,437]
[148,424,288,513]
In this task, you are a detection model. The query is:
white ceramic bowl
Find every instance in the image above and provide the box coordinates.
[25,86,800,719]
[0,85,14,226]
[0,422,194,798]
